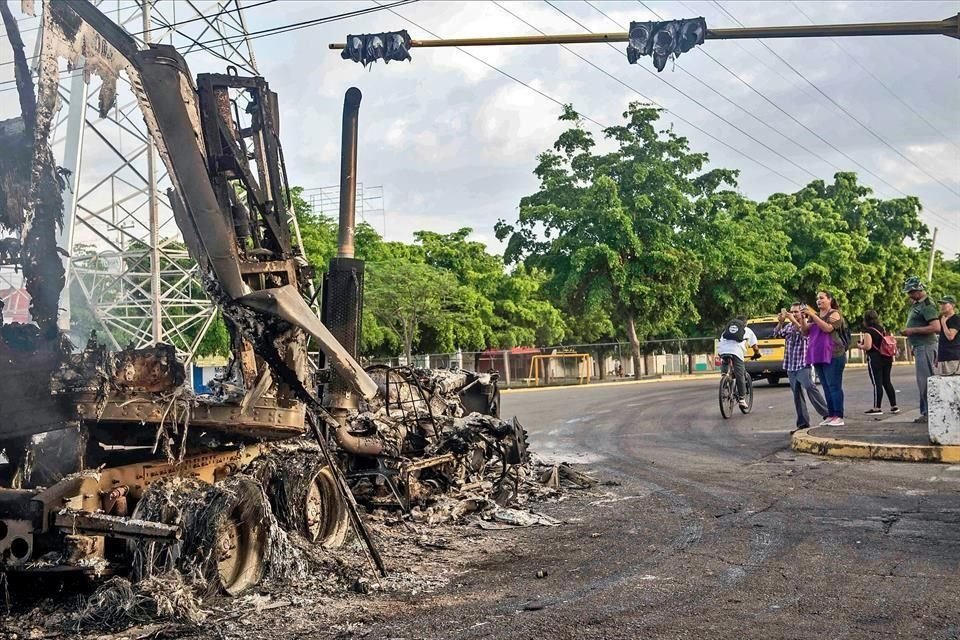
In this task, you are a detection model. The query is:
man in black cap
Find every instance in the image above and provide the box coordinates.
[902,276,941,422]
[938,295,960,376]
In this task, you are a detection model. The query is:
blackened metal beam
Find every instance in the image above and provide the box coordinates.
[338,88,362,259]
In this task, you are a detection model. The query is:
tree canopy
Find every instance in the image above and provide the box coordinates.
[70,106,946,365]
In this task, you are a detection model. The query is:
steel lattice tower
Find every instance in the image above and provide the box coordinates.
[1,0,274,360]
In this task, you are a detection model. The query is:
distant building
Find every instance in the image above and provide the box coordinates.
[0,288,31,324]
[192,355,230,394]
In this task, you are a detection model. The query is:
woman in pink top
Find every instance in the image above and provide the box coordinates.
[802,291,848,427]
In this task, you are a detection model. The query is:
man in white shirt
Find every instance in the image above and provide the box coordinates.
[718,316,761,408]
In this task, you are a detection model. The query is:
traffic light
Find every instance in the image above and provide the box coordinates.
[341,30,413,67]
[627,18,707,72]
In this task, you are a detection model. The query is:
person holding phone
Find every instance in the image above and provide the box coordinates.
[938,295,960,376]
[859,310,898,415]
[775,302,828,431]
[802,291,849,427]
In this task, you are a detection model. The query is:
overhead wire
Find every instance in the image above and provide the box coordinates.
[491,1,801,186]
[571,0,959,247]
[0,1,275,69]
[0,0,276,46]
[632,0,960,235]
[788,0,960,152]
[366,0,610,131]
[544,0,808,188]
[492,1,658,107]
[588,0,831,180]
[704,0,960,238]
[139,0,279,36]
[713,1,960,200]
[583,0,960,241]
[190,0,420,48]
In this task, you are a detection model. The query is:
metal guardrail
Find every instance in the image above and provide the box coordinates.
[365,334,921,388]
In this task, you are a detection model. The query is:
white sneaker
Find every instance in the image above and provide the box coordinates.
[828,417,845,427]
[818,417,832,426]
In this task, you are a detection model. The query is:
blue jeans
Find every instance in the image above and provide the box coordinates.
[814,354,846,418]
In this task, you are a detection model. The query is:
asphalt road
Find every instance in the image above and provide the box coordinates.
[367,368,960,639]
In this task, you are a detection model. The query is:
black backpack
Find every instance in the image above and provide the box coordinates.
[837,315,852,350]
[721,319,746,341]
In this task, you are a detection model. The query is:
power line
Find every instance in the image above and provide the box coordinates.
[492,1,802,186]
[704,0,960,237]
[546,0,807,187]
[714,1,960,200]
[0,1,274,44]
[367,0,611,131]
[647,0,960,235]
[788,0,960,153]
[576,0,960,243]
[1,2,274,68]
[191,0,420,48]
[140,0,278,35]
[492,1,657,107]
[587,0,828,181]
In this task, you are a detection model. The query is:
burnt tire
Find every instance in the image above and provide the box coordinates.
[130,476,270,596]
[289,463,348,549]
[251,447,349,549]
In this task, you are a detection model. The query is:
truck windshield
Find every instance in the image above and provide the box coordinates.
[750,322,780,340]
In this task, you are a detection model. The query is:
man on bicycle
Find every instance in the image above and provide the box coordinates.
[718,316,761,409]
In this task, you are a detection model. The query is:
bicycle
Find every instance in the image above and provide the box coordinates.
[718,354,756,419]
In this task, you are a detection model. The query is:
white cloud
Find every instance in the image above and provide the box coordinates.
[4,0,959,256]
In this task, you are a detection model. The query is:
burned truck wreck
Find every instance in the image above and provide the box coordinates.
[0,0,528,595]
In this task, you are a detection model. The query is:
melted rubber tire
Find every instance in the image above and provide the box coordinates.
[300,465,349,549]
[252,447,349,549]
[129,475,269,596]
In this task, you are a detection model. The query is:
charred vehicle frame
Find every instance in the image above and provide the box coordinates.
[0,0,527,594]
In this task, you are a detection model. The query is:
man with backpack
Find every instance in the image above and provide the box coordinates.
[717,316,762,409]
[902,276,941,423]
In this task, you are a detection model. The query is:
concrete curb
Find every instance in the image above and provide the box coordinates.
[791,427,960,463]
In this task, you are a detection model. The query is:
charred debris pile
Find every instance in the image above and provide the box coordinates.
[0,1,598,632]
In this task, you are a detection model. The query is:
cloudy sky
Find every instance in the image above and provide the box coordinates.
[3,0,960,256]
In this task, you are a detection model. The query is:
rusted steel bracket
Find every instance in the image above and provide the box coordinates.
[54,509,182,541]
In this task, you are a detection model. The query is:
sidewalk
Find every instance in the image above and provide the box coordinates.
[791,410,960,463]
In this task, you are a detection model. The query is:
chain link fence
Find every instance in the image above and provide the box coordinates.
[366,334,920,389]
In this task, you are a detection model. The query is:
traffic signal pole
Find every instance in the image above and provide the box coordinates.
[329,13,958,50]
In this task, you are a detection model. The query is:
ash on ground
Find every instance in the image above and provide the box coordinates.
[0,456,602,640]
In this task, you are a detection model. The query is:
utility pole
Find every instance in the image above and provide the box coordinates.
[331,14,959,51]
[927,227,938,282]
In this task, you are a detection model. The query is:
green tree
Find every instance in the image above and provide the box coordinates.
[415,228,566,348]
[497,103,731,377]
[761,173,929,326]
[291,186,337,279]
[930,254,960,309]
[364,259,475,362]
[681,191,795,334]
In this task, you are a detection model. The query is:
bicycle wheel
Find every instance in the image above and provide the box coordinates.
[739,377,754,414]
[719,375,734,419]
